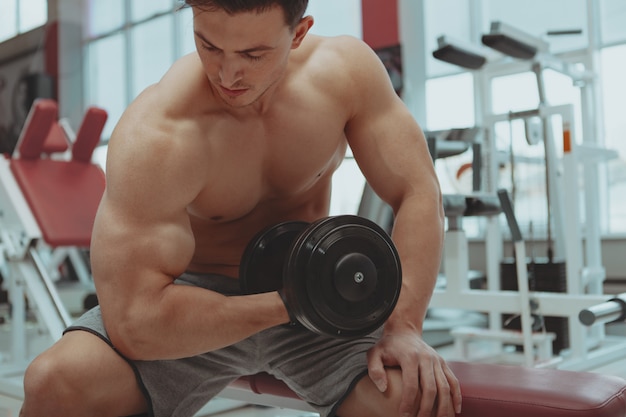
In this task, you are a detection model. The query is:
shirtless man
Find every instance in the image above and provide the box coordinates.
[20,1,461,416]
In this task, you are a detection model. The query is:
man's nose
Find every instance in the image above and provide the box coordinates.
[219,58,243,87]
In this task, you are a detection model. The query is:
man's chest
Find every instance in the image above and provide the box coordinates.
[187,117,348,222]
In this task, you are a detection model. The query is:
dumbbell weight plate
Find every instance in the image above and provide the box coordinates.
[284,215,402,338]
[240,221,309,294]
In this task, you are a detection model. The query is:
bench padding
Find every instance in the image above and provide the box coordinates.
[449,361,626,417]
[233,361,626,417]
[10,99,107,247]
[11,159,105,247]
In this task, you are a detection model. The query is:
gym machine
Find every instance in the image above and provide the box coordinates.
[428,20,626,370]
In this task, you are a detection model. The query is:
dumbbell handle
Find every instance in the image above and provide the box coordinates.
[579,293,626,326]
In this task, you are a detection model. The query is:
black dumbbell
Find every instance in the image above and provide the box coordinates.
[239,215,402,338]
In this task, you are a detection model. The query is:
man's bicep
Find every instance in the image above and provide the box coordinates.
[90,193,195,302]
[347,99,435,211]
[342,42,436,206]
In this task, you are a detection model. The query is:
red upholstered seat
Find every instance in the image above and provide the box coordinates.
[10,99,107,247]
[10,159,105,247]
[448,361,626,417]
[233,361,626,417]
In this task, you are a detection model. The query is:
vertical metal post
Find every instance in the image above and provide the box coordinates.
[8,263,27,365]
[561,106,588,360]
[497,189,534,366]
[483,124,504,339]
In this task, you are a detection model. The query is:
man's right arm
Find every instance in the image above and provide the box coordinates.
[91,93,289,361]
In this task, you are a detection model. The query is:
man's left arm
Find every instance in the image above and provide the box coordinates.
[341,37,462,417]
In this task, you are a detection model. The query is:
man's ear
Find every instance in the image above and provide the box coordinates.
[291,15,314,49]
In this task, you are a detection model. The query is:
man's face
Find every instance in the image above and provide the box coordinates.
[192,6,301,108]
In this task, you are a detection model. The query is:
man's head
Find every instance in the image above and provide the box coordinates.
[183,0,309,30]
[187,0,313,109]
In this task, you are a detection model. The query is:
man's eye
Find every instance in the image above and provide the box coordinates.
[202,45,219,52]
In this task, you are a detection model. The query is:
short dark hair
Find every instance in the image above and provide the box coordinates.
[182,0,309,30]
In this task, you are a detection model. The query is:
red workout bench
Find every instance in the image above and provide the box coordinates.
[229,362,626,417]
[10,98,108,247]
[9,100,626,417]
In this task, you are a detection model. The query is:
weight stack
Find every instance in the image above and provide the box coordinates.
[500,258,568,354]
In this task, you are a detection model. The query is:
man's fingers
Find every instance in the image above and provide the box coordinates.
[443,364,462,414]
[433,365,454,417]
[397,374,419,416]
[367,351,389,392]
[414,362,437,417]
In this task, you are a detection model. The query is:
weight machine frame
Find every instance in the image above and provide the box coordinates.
[430,96,626,370]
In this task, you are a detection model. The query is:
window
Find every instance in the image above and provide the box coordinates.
[424,0,472,78]
[83,0,191,140]
[0,1,18,42]
[0,0,47,42]
[426,73,476,198]
[306,0,362,38]
[85,34,127,140]
[425,72,481,235]
[600,0,626,45]
[84,0,190,169]
[19,0,47,32]
[85,0,124,37]
[130,15,174,97]
[427,73,476,130]
[130,0,173,22]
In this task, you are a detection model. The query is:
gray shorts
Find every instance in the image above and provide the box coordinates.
[65,273,382,417]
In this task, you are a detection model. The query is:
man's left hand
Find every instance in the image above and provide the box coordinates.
[367,329,462,417]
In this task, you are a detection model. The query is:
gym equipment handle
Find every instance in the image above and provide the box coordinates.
[579,293,626,326]
[497,189,522,242]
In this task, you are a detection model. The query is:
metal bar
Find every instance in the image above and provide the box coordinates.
[497,189,534,365]
[8,263,27,365]
[27,247,73,330]
[579,301,623,326]
[430,290,607,316]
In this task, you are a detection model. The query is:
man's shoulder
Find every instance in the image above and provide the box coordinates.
[109,71,211,169]
[302,34,370,62]
[294,35,387,100]
[298,35,384,83]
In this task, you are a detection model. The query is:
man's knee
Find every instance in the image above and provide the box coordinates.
[22,331,148,417]
[23,349,75,406]
[24,351,78,395]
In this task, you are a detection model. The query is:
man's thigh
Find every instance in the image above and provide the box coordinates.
[336,369,408,417]
[262,325,382,417]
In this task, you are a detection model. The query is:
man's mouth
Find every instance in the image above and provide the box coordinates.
[220,86,248,97]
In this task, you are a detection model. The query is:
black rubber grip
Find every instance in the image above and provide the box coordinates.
[497,189,523,242]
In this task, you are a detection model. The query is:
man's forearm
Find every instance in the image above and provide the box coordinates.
[103,284,289,361]
[386,193,445,334]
